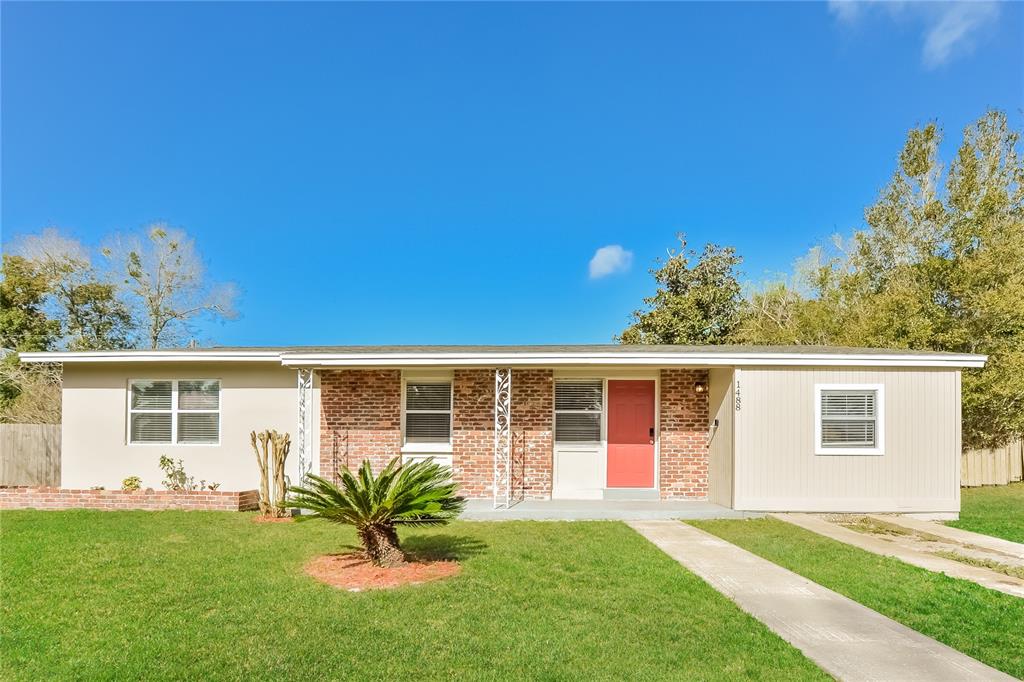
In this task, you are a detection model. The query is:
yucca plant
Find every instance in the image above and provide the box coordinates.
[286,457,465,567]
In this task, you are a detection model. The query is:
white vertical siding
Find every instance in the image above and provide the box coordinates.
[707,368,734,507]
[733,367,961,513]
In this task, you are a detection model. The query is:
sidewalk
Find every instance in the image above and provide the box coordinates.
[775,513,1024,599]
[629,520,1013,682]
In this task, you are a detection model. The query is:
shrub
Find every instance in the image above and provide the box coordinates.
[121,476,142,492]
[158,456,199,492]
[287,457,465,567]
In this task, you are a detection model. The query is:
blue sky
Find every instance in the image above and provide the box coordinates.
[2,2,1021,346]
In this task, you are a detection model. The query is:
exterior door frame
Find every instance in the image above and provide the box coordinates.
[552,369,660,498]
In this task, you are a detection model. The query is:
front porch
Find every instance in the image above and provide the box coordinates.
[460,498,756,521]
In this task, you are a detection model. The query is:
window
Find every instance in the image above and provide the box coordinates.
[815,384,884,455]
[555,380,603,443]
[129,379,220,445]
[404,380,452,446]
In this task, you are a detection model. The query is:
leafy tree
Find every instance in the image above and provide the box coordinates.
[737,109,1024,448]
[0,254,62,418]
[0,254,60,354]
[13,229,134,351]
[105,225,237,348]
[619,234,743,345]
[287,457,465,567]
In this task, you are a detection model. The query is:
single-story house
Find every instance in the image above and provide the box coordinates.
[20,344,985,517]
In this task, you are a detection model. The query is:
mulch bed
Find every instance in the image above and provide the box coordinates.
[305,553,461,591]
[252,515,295,524]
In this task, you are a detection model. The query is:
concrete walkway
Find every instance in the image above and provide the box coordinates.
[629,520,1013,682]
[776,513,1024,599]
[460,499,759,521]
[866,514,1024,559]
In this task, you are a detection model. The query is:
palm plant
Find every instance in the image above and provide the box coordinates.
[286,457,465,567]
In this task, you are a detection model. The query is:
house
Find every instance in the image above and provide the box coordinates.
[20,344,985,517]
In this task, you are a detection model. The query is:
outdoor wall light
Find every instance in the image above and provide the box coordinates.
[693,381,708,394]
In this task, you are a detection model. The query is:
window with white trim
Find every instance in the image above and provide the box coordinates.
[815,384,883,455]
[129,379,221,445]
[404,380,452,445]
[555,380,603,443]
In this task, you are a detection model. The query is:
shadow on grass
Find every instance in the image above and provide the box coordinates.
[400,534,488,562]
[328,534,488,563]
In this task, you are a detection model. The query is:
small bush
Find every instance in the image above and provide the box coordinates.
[121,476,142,492]
[158,456,199,492]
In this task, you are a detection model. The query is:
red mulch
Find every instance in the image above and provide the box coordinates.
[305,552,461,591]
[252,515,294,524]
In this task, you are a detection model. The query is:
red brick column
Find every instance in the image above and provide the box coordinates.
[452,369,494,498]
[513,369,554,500]
[659,369,710,499]
[319,369,402,480]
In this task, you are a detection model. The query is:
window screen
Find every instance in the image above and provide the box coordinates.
[555,380,602,443]
[405,382,452,444]
[820,389,877,448]
[129,379,220,444]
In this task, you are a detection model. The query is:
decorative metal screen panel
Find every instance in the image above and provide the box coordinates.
[493,368,512,509]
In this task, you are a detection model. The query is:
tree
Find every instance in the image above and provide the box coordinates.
[286,457,465,567]
[0,254,62,421]
[619,234,743,345]
[13,228,134,351]
[105,225,237,348]
[737,109,1024,448]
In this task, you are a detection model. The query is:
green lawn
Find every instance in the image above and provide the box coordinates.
[692,517,1024,679]
[1,512,827,681]
[949,482,1024,543]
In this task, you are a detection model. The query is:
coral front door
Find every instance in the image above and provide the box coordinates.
[607,380,656,488]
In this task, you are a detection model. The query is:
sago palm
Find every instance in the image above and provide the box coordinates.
[286,457,465,567]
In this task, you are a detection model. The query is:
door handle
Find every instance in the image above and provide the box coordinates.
[649,426,655,444]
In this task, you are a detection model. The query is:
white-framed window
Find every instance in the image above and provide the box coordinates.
[555,379,603,444]
[129,379,221,445]
[402,377,453,451]
[814,383,884,455]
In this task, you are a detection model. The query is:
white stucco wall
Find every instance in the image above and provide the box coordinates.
[732,367,961,513]
[60,362,299,491]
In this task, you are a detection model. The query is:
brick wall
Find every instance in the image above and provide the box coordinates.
[319,369,402,481]
[452,369,494,498]
[659,369,710,499]
[0,487,259,511]
[512,369,554,499]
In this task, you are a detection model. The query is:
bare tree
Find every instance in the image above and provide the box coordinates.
[104,224,238,348]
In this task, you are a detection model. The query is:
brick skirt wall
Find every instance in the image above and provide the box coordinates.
[0,487,260,511]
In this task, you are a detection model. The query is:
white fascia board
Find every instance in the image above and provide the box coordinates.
[20,349,987,368]
[19,351,282,363]
[279,351,987,369]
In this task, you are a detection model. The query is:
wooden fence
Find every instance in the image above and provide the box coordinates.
[0,423,61,486]
[962,439,1024,487]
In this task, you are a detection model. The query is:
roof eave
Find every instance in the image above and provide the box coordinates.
[19,350,988,369]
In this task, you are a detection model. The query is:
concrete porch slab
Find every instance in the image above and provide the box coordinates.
[459,499,759,521]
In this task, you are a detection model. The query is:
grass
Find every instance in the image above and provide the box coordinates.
[949,482,1024,543]
[1,512,827,681]
[931,551,1024,580]
[691,517,1024,679]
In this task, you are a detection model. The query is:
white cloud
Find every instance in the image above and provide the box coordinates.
[588,244,633,279]
[828,1,1001,68]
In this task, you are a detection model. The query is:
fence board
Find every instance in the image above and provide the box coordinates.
[961,439,1023,487]
[0,424,61,486]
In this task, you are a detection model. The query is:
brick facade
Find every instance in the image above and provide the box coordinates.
[451,369,494,498]
[316,367,705,501]
[0,487,259,511]
[511,369,554,499]
[319,369,403,481]
[659,369,710,499]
